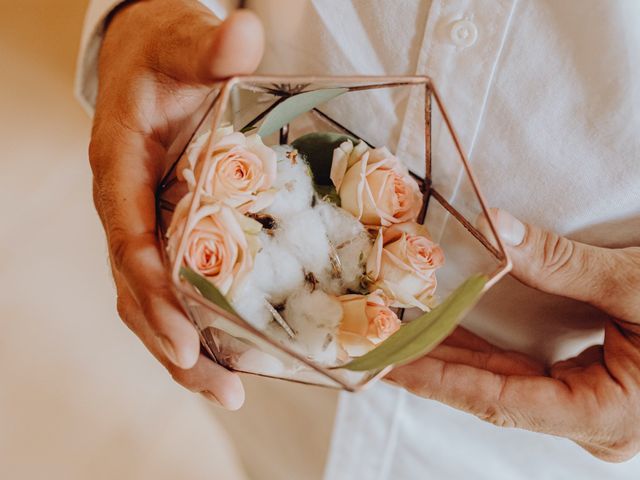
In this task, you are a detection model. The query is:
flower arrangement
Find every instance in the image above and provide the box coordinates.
[166,121,448,368]
[160,80,497,383]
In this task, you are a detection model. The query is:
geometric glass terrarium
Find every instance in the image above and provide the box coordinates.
[157,76,511,392]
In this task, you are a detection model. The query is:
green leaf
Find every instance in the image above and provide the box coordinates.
[257,88,348,138]
[180,267,238,316]
[340,274,488,372]
[291,132,358,185]
[315,184,341,206]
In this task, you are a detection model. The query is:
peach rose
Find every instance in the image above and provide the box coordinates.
[366,222,444,310]
[330,140,421,226]
[178,126,277,213]
[337,291,401,356]
[167,193,262,296]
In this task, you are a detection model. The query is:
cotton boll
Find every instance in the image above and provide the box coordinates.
[273,207,332,276]
[315,200,373,292]
[264,146,315,218]
[315,269,344,296]
[281,288,343,365]
[230,278,272,331]
[251,232,306,304]
[315,201,367,247]
[336,231,372,292]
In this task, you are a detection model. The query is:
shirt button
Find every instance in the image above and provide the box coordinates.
[450,19,478,47]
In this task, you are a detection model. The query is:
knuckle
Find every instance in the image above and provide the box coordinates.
[469,350,491,370]
[115,294,135,330]
[88,136,103,176]
[109,226,133,273]
[477,376,518,428]
[539,233,578,277]
[477,403,517,428]
[109,229,159,274]
[167,364,199,392]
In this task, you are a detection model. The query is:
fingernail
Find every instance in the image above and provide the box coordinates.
[201,391,222,406]
[494,209,526,246]
[158,335,180,366]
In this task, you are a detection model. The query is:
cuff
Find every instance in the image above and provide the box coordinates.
[74,0,236,116]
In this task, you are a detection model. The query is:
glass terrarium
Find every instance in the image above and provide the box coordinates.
[157,76,511,392]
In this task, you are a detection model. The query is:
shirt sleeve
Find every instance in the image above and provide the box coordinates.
[74,0,238,116]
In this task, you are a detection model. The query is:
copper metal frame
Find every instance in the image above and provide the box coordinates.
[157,75,512,392]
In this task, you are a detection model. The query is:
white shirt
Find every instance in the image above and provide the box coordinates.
[77,1,640,478]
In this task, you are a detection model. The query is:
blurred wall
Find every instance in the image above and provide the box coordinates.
[0,2,245,478]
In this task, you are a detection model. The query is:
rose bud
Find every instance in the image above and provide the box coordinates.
[167,193,262,296]
[338,291,401,356]
[177,126,277,213]
[330,140,421,226]
[366,222,444,310]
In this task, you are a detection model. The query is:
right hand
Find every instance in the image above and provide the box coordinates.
[89,0,264,409]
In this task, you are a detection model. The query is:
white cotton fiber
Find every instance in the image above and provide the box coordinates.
[279,287,343,365]
[315,201,367,247]
[251,232,306,304]
[336,231,372,292]
[230,278,272,331]
[264,146,315,218]
[314,200,373,292]
[273,207,332,275]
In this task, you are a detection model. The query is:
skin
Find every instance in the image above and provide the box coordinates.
[91,0,640,461]
[387,210,640,462]
[90,0,264,409]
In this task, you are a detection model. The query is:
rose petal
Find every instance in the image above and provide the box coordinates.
[330,140,353,190]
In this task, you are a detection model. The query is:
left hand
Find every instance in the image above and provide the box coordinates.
[386,208,640,462]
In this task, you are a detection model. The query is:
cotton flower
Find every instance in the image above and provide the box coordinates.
[250,232,306,304]
[330,140,422,226]
[263,145,315,218]
[366,222,444,310]
[177,126,277,213]
[280,288,343,365]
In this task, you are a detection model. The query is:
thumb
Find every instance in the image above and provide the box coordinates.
[480,208,640,322]
[157,8,265,83]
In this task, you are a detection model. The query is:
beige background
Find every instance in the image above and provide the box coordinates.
[0,2,246,478]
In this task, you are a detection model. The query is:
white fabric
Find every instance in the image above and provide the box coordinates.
[77,0,640,479]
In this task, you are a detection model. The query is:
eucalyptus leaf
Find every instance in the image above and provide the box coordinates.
[257,88,348,138]
[291,131,357,186]
[180,266,238,316]
[340,274,488,372]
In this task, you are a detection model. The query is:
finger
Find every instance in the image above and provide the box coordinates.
[441,326,501,352]
[92,136,200,369]
[478,208,640,323]
[551,344,603,372]
[153,7,265,83]
[388,356,577,435]
[169,354,245,410]
[428,344,546,376]
[116,278,245,410]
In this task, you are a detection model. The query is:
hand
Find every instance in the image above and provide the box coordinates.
[89,0,264,409]
[387,208,640,462]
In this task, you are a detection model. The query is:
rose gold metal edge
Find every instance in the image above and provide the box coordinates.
[228,74,432,86]
[429,84,513,280]
[170,79,235,285]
